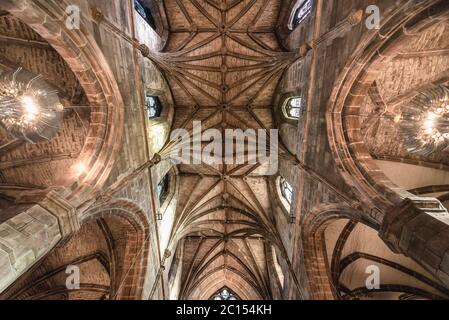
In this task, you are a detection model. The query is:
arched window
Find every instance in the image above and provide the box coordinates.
[277,176,295,223]
[289,0,313,30]
[280,177,293,205]
[134,0,156,29]
[210,287,239,300]
[145,94,162,119]
[283,96,302,119]
[157,173,170,206]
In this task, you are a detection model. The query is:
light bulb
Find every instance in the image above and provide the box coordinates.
[427,112,437,120]
[0,68,63,143]
[399,85,449,155]
[21,95,39,123]
[22,96,38,114]
[73,162,87,175]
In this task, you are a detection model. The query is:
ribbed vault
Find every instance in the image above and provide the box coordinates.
[146,0,300,300]
[4,0,449,301]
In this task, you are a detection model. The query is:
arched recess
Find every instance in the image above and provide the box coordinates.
[301,203,370,299]
[0,12,92,219]
[327,0,449,220]
[187,268,263,300]
[302,203,449,300]
[0,0,125,294]
[79,200,151,299]
[165,175,285,300]
[329,221,449,300]
[142,60,175,157]
[273,92,303,156]
[0,199,150,300]
[1,0,125,205]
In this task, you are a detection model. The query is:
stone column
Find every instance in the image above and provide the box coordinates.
[381,196,449,287]
[0,191,79,293]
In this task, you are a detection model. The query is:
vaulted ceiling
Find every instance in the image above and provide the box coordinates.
[150,0,298,300]
[2,214,143,300]
[320,10,449,301]
[325,219,449,300]
[0,0,298,301]
[361,20,449,167]
[2,0,449,301]
[0,14,90,221]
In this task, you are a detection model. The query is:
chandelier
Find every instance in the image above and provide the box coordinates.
[0,68,63,143]
[397,85,449,156]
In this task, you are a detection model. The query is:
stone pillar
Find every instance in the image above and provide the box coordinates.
[381,197,449,287]
[0,191,79,293]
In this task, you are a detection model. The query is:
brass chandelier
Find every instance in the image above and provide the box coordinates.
[397,85,449,156]
[0,67,63,143]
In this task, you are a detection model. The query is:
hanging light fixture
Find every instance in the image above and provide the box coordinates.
[397,85,449,156]
[0,67,64,143]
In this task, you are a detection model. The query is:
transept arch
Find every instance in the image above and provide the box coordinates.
[0,199,150,300]
[3,0,449,302]
[301,203,449,300]
[0,1,125,293]
[2,0,125,203]
[327,0,449,218]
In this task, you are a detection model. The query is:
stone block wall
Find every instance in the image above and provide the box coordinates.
[0,206,62,293]
[0,0,174,299]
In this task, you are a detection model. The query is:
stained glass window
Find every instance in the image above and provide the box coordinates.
[210,287,239,300]
[134,0,156,29]
[284,97,302,119]
[145,94,162,119]
[291,0,312,29]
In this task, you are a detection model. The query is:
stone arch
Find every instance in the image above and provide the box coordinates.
[2,0,125,205]
[0,199,151,300]
[0,1,126,294]
[79,199,151,300]
[185,268,264,300]
[273,92,302,156]
[326,0,449,218]
[301,203,370,299]
[301,201,449,300]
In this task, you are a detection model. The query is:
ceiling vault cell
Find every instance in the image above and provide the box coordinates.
[132,0,302,300]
